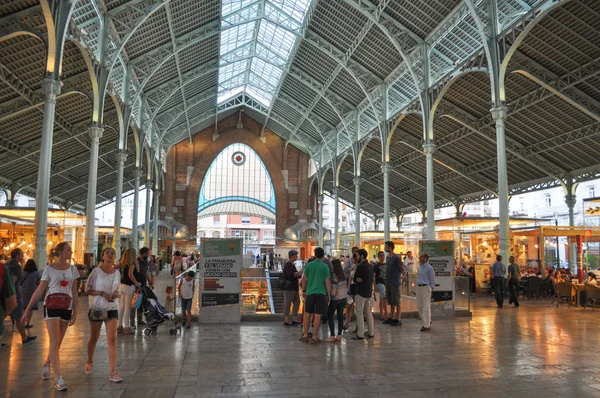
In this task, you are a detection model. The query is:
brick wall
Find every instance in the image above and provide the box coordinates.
[160,113,311,247]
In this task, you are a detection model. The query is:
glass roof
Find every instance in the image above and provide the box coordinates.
[218,0,312,106]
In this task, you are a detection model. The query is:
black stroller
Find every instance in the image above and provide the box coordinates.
[140,285,180,336]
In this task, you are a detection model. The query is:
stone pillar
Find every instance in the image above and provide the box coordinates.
[131,169,142,249]
[354,176,362,247]
[113,152,127,257]
[317,194,324,247]
[333,187,339,249]
[84,125,104,262]
[152,190,160,255]
[33,79,62,269]
[382,164,390,242]
[491,106,510,264]
[422,142,436,240]
[144,182,152,247]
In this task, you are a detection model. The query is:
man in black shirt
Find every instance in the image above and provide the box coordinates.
[352,249,374,341]
[131,247,150,327]
[282,250,302,326]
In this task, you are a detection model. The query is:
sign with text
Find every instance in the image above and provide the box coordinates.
[199,238,242,323]
[420,240,455,319]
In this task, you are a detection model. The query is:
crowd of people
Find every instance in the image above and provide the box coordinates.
[279,242,436,343]
[0,242,196,392]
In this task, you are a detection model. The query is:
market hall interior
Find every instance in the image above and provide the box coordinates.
[2,0,600,397]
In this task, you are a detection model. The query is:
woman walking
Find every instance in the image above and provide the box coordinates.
[85,247,122,382]
[325,259,346,342]
[22,242,79,391]
[117,248,142,335]
[172,251,183,277]
[19,259,42,328]
[148,255,157,288]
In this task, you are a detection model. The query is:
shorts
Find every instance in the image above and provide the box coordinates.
[44,306,73,321]
[149,271,157,276]
[10,296,24,320]
[386,283,401,307]
[305,294,327,315]
[181,298,192,312]
[88,309,119,322]
[376,283,386,300]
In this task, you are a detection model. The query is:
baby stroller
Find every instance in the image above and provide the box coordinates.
[140,285,180,336]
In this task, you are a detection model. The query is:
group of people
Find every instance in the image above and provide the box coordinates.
[279,242,437,343]
[255,252,283,270]
[0,243,161,391]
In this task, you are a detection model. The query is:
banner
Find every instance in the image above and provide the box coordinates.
[474,263,492,295]
[199,238,242,323]
[420,240,455,319]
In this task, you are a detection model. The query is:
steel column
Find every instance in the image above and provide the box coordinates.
[152,190,160,255]
[33,79,61,269]
[84,125,104,259]
[382,164,390,242]
[354,176,362,247]
[131,169,142,249]
[144,182,152,247]
[564,177,577,269]
[113,152,127,256]
[333,186,339,249]
[423,143,436,239]
[318,194,324,247]
[491,106,510,264]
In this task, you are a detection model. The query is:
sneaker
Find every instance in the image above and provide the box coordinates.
[283,322,294,326]
[42,364,51,380]
[420,326,431,332]
[109,372,123,383]
[122,328,133,335]
[365,334,375,339]
[391,320,402,326]
[117,326,124,334]
[22,336,37,344]
[25,325,33,329]
[54,376,67,391]
[382,318,394,324]
[186,324,191,329]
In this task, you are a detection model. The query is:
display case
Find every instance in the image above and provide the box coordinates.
[241,268,275,314]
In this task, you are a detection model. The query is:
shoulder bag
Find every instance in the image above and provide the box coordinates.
[45,266,74,310]
[277,275,293,290]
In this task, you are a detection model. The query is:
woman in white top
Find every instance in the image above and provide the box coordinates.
[22,242,79,391]
[172,251,183,277]
[84,247,122,382]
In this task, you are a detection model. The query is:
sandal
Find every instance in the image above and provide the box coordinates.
[335,336,342,342]
[84,362,93,374]
[324,336,336,343]
[298,335,309,342]
[310,338,321,344]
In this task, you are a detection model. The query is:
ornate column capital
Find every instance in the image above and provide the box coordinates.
[42,78,62,96]
[353,176,362,186]
[116,152,127,166]
[331,186,339,196]
[133,169,144,178]
[317,194,324,202]
[89,125,104,142]
[422,142,436,155]
[381,164,390,174]
[490,106,508,122]
[564,195,577,209]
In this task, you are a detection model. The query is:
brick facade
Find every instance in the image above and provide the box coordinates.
[159,113,311,247]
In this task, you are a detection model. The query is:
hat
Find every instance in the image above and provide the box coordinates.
[288,250,299,257]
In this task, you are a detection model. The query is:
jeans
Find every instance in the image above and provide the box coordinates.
[118,284,135,328]
[327,299,345,336]
[493,276,505,308]
[354,295,373,337]
[508,279,519,307]
[283,290,299,319]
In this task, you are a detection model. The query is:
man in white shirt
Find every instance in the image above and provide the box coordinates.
[417,253,436,332]
[403,251,416,275]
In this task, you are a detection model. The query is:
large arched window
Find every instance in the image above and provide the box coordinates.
[198,143,276,220]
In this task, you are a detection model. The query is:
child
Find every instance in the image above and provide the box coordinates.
[165,285,175,313]
[178,271,195,329]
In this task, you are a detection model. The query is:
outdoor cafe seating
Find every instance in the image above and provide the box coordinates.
[554,282,576,307]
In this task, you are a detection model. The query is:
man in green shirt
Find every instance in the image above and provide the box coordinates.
[299,247,331,344]
[1,263,18,346]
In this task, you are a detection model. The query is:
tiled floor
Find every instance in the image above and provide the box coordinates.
[2,273,600,397]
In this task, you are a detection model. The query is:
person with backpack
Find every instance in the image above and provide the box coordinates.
[1,261,18,348]
[19,259,42,329]
[281,250,302,326]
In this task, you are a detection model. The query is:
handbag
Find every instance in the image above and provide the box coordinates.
[89,295,109,321]
[130,289,143,309]
[46,293,72,310]
[277,276,293,290]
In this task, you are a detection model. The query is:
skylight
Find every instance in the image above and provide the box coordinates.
[218,0,312,107]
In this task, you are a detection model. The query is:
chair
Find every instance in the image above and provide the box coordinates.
[555,282,576,308]
[583,284,600,310]
[540,278,554,299]
[528,278,542,300]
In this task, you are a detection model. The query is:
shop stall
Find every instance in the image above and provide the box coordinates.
[241,267,275,314]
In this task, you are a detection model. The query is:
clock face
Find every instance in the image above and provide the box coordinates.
[231,151,246,166]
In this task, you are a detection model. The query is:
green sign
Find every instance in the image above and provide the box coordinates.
[420,240,453,258]
[201,238,242,257]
